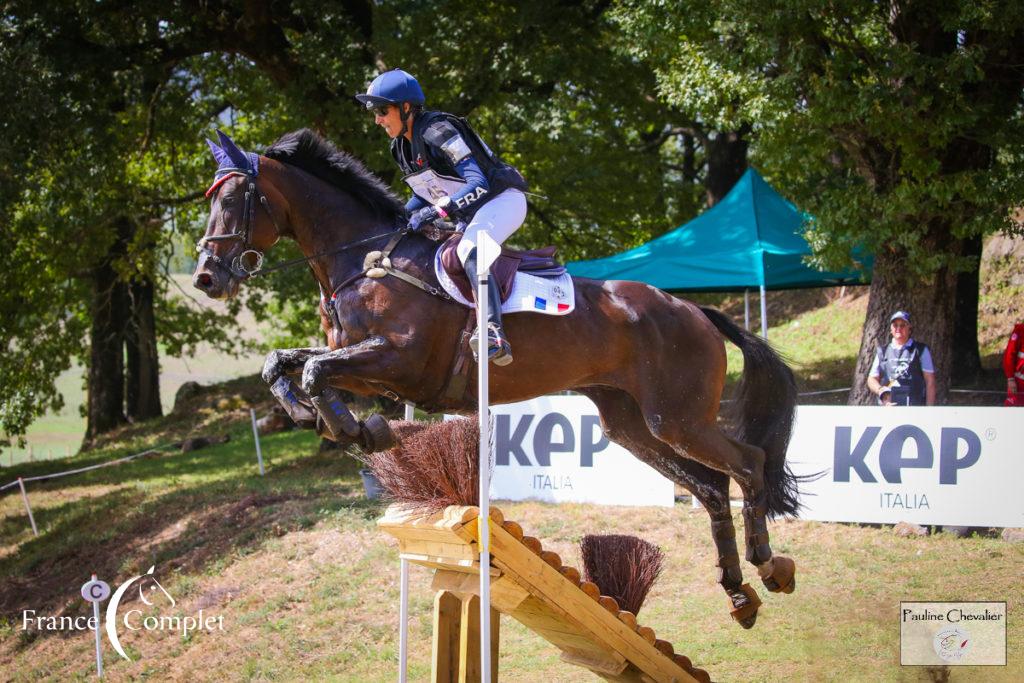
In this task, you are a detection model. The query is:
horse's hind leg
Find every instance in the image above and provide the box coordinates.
[580,387,763,629]
[728,436,796,595]
[644,408,796,598]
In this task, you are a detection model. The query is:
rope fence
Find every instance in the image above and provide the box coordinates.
[0,443,176,492]
[794,387,1008,397]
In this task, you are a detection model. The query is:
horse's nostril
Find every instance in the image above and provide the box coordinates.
[194,272,213,290]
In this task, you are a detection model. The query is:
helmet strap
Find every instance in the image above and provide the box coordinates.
[398,103,414,138]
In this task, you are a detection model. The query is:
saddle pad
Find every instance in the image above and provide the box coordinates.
[433,246,576,315]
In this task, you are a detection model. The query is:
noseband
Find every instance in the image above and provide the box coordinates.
[197,167,282,280]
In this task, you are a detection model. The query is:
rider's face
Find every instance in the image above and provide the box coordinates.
[374,104,405,139]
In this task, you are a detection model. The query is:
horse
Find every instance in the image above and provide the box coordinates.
[192,128,800,628]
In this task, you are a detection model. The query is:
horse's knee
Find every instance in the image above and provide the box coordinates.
[301,358,327,396]
[262,350,284,384]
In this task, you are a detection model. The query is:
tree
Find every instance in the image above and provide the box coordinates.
[3,0,757,448]
[614,0,1024,403]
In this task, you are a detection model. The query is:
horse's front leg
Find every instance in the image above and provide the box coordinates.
[260,346,331,430]
[300,336,401,451]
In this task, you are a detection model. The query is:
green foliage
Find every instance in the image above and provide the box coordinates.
[2,2,710,443]
[613,0,1024,275]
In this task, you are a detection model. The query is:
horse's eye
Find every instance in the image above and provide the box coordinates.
[221,195,235,207]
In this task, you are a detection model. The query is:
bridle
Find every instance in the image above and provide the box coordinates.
[197,167,283,280]
[197,159,456,306]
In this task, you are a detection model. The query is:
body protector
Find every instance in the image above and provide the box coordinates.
[391,110,527,221]
[875,340,930,406]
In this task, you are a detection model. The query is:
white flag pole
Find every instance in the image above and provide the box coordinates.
[81,575,110,679]
[476,231,500,683]
[398,557,409,682]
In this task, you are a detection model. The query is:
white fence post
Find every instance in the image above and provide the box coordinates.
[249,409,265,476]
[18,477,39,536]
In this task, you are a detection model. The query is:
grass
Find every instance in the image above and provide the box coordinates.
[0,378,1021,681]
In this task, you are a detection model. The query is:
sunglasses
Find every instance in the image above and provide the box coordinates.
[368,104,392,117]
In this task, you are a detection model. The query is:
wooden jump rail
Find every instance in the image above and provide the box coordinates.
[379,504,711,683]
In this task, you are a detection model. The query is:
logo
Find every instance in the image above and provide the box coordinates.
[933,626,970,663]
[833,425,983,484]
[21,565,224,662]
[900,601,1005,665]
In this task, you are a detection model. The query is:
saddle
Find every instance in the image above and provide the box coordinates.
[439,233,567,303]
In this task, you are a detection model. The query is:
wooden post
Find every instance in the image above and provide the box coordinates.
[431,590,500,683]
[458,594,499,683]
[432,590,462,683]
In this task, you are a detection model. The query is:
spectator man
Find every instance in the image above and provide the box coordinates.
[867,311,936,406]
[1003,322,1024,406]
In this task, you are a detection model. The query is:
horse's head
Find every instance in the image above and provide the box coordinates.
[192,130,286,299]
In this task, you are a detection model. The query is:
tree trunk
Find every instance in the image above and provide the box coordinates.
[704,126,750,206]
[83,262,128,447]
[125,276,162,421]
[951,234,983,385]
[849,235,958,406]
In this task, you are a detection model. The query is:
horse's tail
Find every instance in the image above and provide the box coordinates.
[700,306,801,518]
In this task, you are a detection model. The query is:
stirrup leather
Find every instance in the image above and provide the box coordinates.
[469,323,513,366]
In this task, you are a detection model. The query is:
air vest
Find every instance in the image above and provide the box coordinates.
[875,340,929,406]
[390,110,527,219]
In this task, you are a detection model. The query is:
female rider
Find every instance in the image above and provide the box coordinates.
[356,68,528,366]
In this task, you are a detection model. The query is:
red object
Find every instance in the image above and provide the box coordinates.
[1003,323,1024,407]
[205,171,245,198]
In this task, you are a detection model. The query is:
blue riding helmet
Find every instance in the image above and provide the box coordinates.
[355,69,425,109]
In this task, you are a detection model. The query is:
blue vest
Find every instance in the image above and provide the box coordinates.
[875,340,929,406]
[390,111,527,218]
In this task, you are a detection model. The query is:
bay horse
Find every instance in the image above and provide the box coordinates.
[192,128,800,628]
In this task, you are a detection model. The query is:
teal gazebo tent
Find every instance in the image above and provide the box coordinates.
[566,168,871,337]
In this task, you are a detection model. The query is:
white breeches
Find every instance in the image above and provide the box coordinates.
[456,190,527,265]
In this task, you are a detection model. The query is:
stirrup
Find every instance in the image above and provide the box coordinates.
[469,323,513,366]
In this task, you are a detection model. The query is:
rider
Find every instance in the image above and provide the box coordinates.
[356,68,528,366]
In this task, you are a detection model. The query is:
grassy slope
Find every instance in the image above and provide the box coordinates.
[1,379,1022,682]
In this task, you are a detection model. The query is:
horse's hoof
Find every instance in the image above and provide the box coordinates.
[729,583,762,629]
[761,555,796,594]
[360,414,397,453]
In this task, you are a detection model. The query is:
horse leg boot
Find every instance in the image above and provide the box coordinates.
[463,248,513,366]
[305,386,362,445]
[709,512,762,629]
[268,375,318,429]
[300,337,400,452]
[743,497,796,594]
[263,347,330,430]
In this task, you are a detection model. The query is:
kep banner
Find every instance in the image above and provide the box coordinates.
[787,406,1024,527]
[487,395,675,507]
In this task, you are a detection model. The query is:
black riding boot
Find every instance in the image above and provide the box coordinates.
[464,249,513,366]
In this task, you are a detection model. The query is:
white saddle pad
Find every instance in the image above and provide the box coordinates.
[433,247,575,315]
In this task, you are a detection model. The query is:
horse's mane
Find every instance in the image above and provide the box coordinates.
[264,128,406,222]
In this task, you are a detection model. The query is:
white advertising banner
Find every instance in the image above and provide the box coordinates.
[788,406,1024,527]
[488,395,675,507]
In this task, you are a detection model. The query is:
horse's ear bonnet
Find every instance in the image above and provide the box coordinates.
[206,130,259,177]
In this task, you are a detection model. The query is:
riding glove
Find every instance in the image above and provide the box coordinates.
[408,205,440,232]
